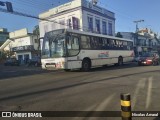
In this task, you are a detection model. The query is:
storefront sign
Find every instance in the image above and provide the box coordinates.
[12,45,34,52]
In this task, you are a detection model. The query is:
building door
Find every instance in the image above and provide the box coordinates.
[18,55,23,64]
[24,54,29,64]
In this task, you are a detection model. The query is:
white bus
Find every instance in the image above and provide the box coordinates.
[41,29,134,71]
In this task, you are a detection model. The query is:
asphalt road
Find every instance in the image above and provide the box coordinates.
[0,63,160,120]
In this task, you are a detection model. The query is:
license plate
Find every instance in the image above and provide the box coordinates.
[46,64,56,68]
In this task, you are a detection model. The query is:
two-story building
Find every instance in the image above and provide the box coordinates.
[39,0,115,38]
[2,28,39,64]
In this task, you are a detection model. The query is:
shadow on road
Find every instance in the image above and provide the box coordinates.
[0,62,159,81]
[0,65,54,80]
[71,62,153,72]
[0,65,159,102]
[0,62,141,80]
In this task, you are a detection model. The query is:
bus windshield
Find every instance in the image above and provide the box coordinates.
[42,33,66,58]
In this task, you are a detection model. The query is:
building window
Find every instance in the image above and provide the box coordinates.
[72,17,79,30]
[87,17,93,32]
[108,22,112,35]
[95,19,100,33]
[67,18,72,28]
[102,21,107,35]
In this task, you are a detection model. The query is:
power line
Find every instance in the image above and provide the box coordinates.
[15,0,50,11]
[0,7,82,30]
[0,7,52,22]
[0,1,118,34]
[0,7,114,34]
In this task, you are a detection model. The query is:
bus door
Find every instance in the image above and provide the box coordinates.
[66,35,81,69]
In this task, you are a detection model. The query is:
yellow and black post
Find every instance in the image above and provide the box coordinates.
[121,93,132,120]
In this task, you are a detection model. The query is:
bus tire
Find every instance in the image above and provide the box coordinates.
[118,57,123,66]
[82,59,91,72]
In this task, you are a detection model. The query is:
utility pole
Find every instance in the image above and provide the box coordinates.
[133,20,144,56]
[133,20,144,32]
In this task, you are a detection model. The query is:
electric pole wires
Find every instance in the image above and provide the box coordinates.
[0,7,79,29]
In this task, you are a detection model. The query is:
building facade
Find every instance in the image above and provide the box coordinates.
[120,30,160,56]
[2,28,39,63]
[39,0,115,38]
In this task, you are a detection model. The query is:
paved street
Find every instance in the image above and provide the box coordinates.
[0,64,160,120]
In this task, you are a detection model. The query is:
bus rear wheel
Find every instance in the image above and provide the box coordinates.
[118,57,123,66]
[82,59,91,72]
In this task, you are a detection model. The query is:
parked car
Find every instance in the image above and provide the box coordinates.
[27,56,41,67]
[138,52,159,66]
[4,58,19,66]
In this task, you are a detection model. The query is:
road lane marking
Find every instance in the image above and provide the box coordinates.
[86,94,115,120]
[132,78,146,109]
[72,104,97,120]
[72,94,115,120]
[94,94,115,111]
[146,77,153,109]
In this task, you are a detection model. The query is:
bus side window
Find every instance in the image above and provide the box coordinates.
[90,37,95,49]
[119,40,123,50]
[107,39,110,49]
[123,41,127,50]
[109,39,114,50]
[101,38,106,49]
[86,36,91,48]
[67,36,72,49]
[81,35,90,49]
[72,37,79,49]
[98,37,103,49]
[114,40,117,50]
[94,37,99,49]
[67,36,80,56]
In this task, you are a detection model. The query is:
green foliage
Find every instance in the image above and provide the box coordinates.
[33,25,40,35]
[0,51,6,63]
[0,41,4,46]
[0,50,14,59]
[116,32,123,38]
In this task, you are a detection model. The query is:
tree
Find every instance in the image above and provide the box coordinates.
[116,32,123,38]
[33,25,40,56]
[33,25,39,36]
[0,41,3,47]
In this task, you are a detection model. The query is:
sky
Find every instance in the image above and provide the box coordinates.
[0,0,160,34]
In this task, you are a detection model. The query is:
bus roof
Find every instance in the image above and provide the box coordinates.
[65,29,133,42]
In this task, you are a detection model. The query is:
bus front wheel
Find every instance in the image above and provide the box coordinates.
[82,59,91,72]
